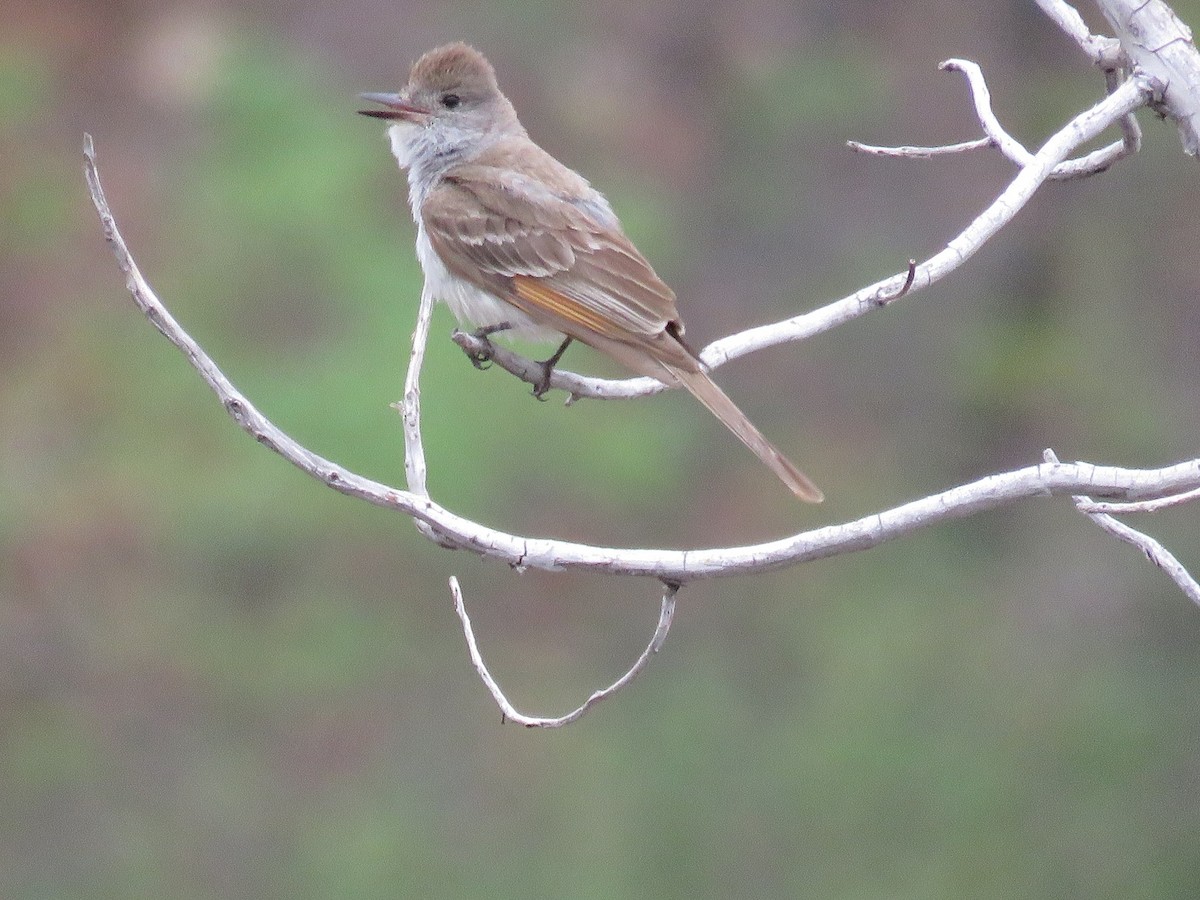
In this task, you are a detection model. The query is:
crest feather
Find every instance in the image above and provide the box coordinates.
[409,43,498,94]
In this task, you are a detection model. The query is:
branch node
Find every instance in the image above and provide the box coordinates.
[876,260,918,305]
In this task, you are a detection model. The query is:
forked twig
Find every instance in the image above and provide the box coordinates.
[1044,450,1200,607]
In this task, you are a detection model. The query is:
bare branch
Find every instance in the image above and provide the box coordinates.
[1043,449,1200,606]
[938,58,1038,165]
[448,73,1155,401]
[397,284,435,499]
[1106,65,1145,158]
[451,576,678,727]
[857,57,1137,180]
[846,136,994,158]
[1034,0,1126,64]
[88,125,1198,587]
[1032,1,1145,176]
[1096,0,1200,155]
[449,328,660,403]
[86,3,1200,730]
[1075,512,1200,606]
[1076,487,1200,514]
[392,261,457,546]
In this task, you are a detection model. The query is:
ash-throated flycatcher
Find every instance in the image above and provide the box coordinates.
[359,42,822,502]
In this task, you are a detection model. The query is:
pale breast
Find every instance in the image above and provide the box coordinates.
[415,225,561,343]
[387,122,562,344]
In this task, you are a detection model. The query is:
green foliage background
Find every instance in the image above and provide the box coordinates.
[3,2,1200,897]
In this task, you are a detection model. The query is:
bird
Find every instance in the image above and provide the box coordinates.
[359,42,822,502]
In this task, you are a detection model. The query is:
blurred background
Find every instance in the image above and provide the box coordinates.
[4,0,1200,896]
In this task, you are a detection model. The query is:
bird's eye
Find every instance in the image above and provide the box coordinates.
[441,93,461,109]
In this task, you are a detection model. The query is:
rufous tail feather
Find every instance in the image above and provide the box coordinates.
[668,366,823,503]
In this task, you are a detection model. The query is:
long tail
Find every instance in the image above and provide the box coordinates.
[668,365,823,503]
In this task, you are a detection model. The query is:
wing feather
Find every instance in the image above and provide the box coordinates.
[422,163,680,342]
[418,155,821,500]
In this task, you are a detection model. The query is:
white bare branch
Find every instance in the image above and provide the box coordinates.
[939,58,1038,164]
[1076,487,1200,514]
[1044,451,1200,606]
[85,1,1200,727]
[82,0,1200,729]
[393,266,450,545]
[1096,0,1200,155]
[845,136,993,158]
[398,283,435,499]
[1075,512,1200,606]
[849,56,1138,178]
[1034,0,1126,64]
[84,123,1200,586]
[453,71,1155,401]
[451,576,677,727]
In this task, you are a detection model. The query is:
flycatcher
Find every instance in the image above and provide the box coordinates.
[359,42,822,502]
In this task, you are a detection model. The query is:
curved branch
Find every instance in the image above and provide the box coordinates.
[452,577,678,727]
[1035,0,1126,64]
[86,128,1197,587]
[940,57,1139,178]
[846,56,1137,175]
[447,73,1155,401]
[939,58,1037,165]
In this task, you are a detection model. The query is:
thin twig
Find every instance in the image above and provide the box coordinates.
[1107,66,1144,159]
[392,249,453,545]
[450,576,678,726]
[939,58,1037,165]
[846,137,994,157]
[875,259,917,306]
[1078,511,1200,606]
[857,57,1136,181]
[1075,486,1200,514]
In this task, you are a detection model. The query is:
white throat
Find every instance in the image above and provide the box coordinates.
[383,123,559,344]
[386,122,421,170]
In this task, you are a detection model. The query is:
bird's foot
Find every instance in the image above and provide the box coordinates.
[531,337,573,401]
[463,321,513,370]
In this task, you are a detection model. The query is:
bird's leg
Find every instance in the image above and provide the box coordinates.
[532,337,573,400]
[464,321,513,370]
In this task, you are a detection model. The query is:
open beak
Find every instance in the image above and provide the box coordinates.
[357,92,430,122]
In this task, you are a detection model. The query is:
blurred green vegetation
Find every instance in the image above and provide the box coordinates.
[4,3,1200,898]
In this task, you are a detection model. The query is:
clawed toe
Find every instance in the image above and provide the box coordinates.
[531,365,554,400]
[530,336,573,400]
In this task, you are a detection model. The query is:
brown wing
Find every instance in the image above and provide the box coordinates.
[423,160,822,502]
[421,163,692,363]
